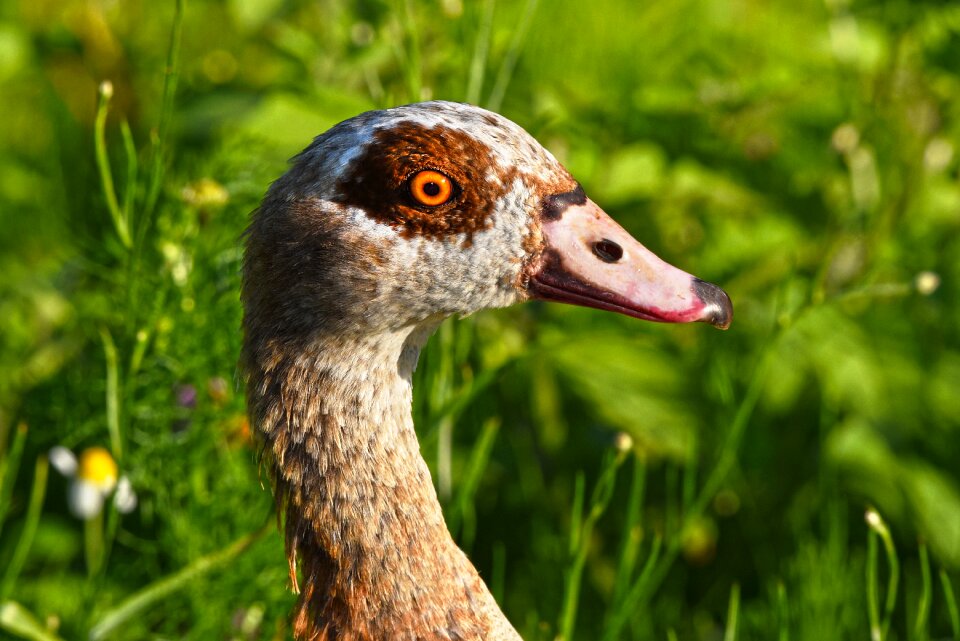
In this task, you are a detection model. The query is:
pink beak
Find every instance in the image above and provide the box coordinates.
[527,191,732,329]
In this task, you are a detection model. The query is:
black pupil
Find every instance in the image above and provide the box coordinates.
[423,182,441,197]
[593,239,623,263]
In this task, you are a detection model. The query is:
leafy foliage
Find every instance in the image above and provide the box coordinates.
[1,0,959,639]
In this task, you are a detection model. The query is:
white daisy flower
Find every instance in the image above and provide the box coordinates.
[49,446,138,519]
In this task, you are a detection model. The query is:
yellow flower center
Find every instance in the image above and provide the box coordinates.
[78,447,118,492]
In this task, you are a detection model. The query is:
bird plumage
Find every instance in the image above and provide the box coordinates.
[242,101,731,640]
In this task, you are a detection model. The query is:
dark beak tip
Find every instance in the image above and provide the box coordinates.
[693,278,734,330]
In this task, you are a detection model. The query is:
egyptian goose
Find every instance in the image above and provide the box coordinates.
[241,101,731,641]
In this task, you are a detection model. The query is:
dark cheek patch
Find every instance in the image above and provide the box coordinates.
[542,184,586,221]
[333,123,519,241]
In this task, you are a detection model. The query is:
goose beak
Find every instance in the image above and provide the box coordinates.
[526,196,732,329]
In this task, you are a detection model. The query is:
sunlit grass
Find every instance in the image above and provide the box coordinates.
[1,0,959,639]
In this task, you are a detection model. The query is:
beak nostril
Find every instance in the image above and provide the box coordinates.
[592,239,623,263]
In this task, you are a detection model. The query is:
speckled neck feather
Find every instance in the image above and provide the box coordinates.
[244,329,520,641]
[242,101,575,640]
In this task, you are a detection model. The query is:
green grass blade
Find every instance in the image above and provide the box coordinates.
[119,119,138,224]
[881,541,899,640]
[88,521,270,641]
[486,0,539,112]
[491,541,506,605]
[568,471,585,557]
[723,583,740,641]
[0,601,65,641]
[84,510,105,578]
[877,514,899,640]
[914,542,930,641]
[628,345,772,612]
[611,454,646,610]
[466,0,495,104]
[93,82,131,249]
[866,508,898,641]
[401,0,422,102]
[867,526,881,641]
[665,464,678,536]
[425,355,514,438]
[98,328,123,461]
[603,534,663,641]
[690,347,769,522]
[448,417,500,544]
[437,417,453,501]
[682,460,697,513]
[940,569,959,640]
[558,449,627,641]
[431,323,456,500]
[143,0,184,221]
[777,580,789,641]
[0,422,28,538]
[1,456,48,600]
[128,326,151,378]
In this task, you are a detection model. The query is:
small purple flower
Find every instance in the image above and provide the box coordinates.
[176,384,198,409]
[173,383,198,432]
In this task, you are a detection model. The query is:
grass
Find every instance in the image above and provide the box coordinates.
[1,0,960,639]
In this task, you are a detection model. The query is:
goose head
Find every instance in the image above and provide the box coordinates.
[244,101,731,355]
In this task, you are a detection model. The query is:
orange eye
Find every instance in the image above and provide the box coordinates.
[409,170,454,207]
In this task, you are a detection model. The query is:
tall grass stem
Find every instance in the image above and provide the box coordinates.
[84,510,105,577]
[143,0,184,221]
[940,569,959,639]
[491,541,506,605]
[632,344,772,609]
[400,0,422,102]
[120,119,137,221]
[867,527,881,641]
[89,521,271,641]
[94,82,132,249]
[611,455,646,610]
[0,422,28,539]
[569,472,585,557]
[877,517,899,640]
[99,328,123,460]
[438,417,453,501]
[602,535,663,641]
[0,601,64,641]
[723,583,741,641]
[0,457,48,599]
[466,0,495,104]
[914,542,931,641]
[777,581,789,641]
[486,0,538,112]
[448,418,500,547]
[558,449,628,640]
[865,509,899,641]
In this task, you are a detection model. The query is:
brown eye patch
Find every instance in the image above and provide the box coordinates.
[333,122,517,241]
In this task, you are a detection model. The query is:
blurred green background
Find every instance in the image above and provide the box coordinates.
[1,0,959,639]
